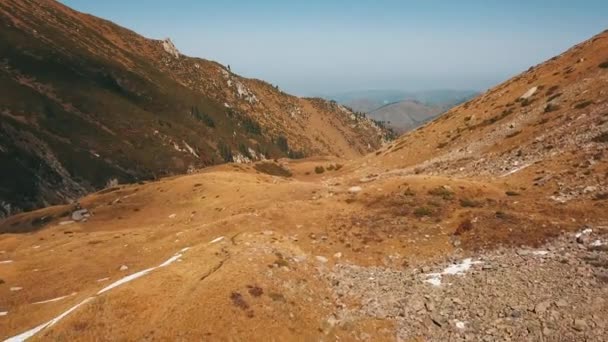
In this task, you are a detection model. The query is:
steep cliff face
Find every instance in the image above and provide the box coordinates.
[0,0,391,216]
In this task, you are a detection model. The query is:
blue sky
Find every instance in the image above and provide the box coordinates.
[61,0,607,96]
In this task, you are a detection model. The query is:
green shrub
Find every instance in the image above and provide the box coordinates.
[428,186,454,200]
[314,166,325,174]
[414,207,433,217]
[191,106,215,128]
[276,136,289,152]
[574,100,593,109]
[592,132,608,143]
[598,61,608,68]
[238,143,252,159]
[459,198,482,208]
[217,141,233,162]
[242,117,262,135]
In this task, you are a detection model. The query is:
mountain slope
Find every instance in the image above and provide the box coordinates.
[370,30,608,190]
[367,100,445,133]
[0,0,390,218]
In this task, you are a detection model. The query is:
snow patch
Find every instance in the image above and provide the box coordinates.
[348,186,362,193]
[532,250,549,256]
[0,260,13,264]
[591,240,605,247]
[0,311,7,316]
[424,258,482,286]
[6,248,190,341]
[33,292,77,305]
[209,236,224,244]
[501,163,531,177]
[576,228,592,238]
[520,86,538,100]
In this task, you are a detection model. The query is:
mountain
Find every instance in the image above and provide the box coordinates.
[0,0,391,218]
[1,5,608,341]
[325,89,478,113]
[366,100,446,133]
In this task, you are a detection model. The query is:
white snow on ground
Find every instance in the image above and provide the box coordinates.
[5,248,189,342]
[520,86,538,99]
[99,252,184,294]
[591,240,605,247]
[348,186,362,193]
[0,260,13,264]
[576,228,593,238]
[0,311,7,316]
[209,236,224,244]
[532,250,550,256]
[5,297,93,342]
[96,277,110,282]
[501,163,531,177]
[33,293,77,305]
[424,258,483,286]
[455,321,466,329]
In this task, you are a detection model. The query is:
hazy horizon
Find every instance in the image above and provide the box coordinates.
[61,0,607,96]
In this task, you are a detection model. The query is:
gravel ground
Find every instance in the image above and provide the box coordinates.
[327,227,608,341]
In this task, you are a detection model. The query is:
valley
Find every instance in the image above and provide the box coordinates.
[1,1,608,341]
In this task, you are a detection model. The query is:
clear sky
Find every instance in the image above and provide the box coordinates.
[60,0,607,96]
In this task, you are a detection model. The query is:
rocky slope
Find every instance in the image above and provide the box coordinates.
[0,0,390,218]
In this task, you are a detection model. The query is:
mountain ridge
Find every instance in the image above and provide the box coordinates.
[0,0,391,218]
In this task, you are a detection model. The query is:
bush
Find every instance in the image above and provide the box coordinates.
[217,141,233,162]
[314,166,325,174]
[454,219,473,235]
[287,150,305,159]
[428,186,454,200]
[238,143,252,159]
[599,61,608,68]
[276,136,289,152]
[254,162,292,177]
[505,191,520,196]
[574,100,593,109]
[544,103,560,113]
[191,106,215,128]
[459,198,482,208]
[592,132,608,143]
[506,130,522,139]
[242,117,262,135]
[414,207,433,217]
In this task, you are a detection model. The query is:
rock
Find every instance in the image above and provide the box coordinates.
[71,209,90,222]
[534,300,551,314]
[555,299,568,308]
[315,256,328,263]
[162,38,180,58]
[573,319,587,332]
[119,265,129,271]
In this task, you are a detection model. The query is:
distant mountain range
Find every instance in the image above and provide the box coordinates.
[323,89,479,132]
